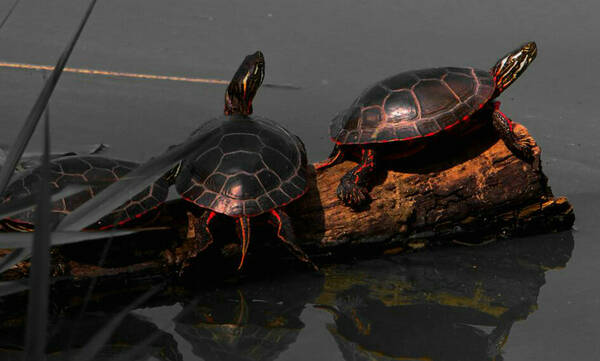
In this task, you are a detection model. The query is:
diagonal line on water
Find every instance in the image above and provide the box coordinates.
[0,61,301,89]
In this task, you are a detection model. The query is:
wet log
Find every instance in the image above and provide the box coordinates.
[286,122,574,250]
[0,123,574,284]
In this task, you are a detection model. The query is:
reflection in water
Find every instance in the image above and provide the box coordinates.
[0,232,573,360]
[316,232,574,361]
[173,274,324,361]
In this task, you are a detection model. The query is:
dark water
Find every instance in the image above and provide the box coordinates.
[0,0,598,359]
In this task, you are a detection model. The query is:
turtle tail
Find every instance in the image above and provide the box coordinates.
[237,216,251,270]
[314,144,344,170]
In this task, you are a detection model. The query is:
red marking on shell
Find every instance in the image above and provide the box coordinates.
[95,202,163,231]
[462,115,469,121]
[180,188,307,218]
[444,122,458,130]
[334,134,424,145]
[424,131,436,137]
[207,211,216,223]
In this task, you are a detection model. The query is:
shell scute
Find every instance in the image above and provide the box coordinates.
[176,116,308,217]
[223,174,262,200]
[220,134,263,154]
[257,169,281,192]
[417,119,442,136]
[218,152,264,175]
[2,156,170,228]
[331,67,495,144]
[195,192,216,208]
[413,80,458,116]
[361,107,384,128]
[384,91,418,122]
[359,85,390,107]
[204,173,227,193]
[444,73,475,101]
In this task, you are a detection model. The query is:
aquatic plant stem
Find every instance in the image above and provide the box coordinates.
[0,0,98,197]
[24,105,51,361]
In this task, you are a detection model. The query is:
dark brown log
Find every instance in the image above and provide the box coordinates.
[0,123,574,284]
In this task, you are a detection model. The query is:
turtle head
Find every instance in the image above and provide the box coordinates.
[224,51,265,116]
[492,41,537,97]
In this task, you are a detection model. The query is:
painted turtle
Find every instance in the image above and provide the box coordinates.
[1,156,170,231]
[317,42,538,207]
[174,51,316,270]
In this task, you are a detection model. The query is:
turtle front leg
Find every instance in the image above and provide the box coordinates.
[337,148,377,207]
[491,102,535,163]
[268,209,319,271]
[194,211,215,251]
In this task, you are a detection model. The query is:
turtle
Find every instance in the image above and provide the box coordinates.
[0,155,171,231]
[173,51,316,270]
[317,42,538,207]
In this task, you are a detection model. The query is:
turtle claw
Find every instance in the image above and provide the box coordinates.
[336,178,369,207]
[507,134,537,166]
[521,144,536,164]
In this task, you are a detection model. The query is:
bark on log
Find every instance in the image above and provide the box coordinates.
[287,122,573,249]
[0,123,574,284]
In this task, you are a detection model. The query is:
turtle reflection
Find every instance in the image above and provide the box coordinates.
[316,231,574,361]
[174,273,323,361]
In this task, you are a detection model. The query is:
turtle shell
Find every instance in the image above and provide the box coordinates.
[330,67,496,144]
[2,156,170,229]
[175,115,308,217]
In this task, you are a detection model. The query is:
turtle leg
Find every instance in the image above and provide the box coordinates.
[194,211,216,251]
[235,216,252,270]
[165,210,215,270]
[491,101,535,163]
[314,144,344,170]
[336,148,377,207]
[267,209,319,271]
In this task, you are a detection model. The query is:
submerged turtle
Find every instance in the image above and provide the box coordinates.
[317,42,538,207]
[1,156,170,231]
[174,51,316,270]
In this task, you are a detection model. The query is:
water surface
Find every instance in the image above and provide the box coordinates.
[0,0,598,359]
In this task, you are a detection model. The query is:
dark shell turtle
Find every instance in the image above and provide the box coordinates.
[175,115,307,218]
[330,67,495,145]
[174,51,316,270]
[1,156,170,230]
[318,42,538,208]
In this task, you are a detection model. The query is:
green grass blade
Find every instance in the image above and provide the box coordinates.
[56,131,207,231]
[0,184,87,219]
[0,229,160,249]
[24,102,52,361]
[0,0,21,31]
[0,0,98,197]
[0,279,28,297]
[72,284,164,361]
